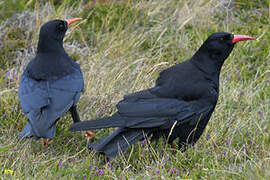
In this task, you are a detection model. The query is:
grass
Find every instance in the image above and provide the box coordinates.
[0,0,269,179]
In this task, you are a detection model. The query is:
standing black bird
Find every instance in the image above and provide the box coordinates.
[70,32,254,158]
[19,18,94,143]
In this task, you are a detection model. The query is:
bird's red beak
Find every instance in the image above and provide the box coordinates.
[232,35,255,44]
[65,18,82,26]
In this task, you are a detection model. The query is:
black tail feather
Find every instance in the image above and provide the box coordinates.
[69,114,125,131]
[88,128,151,158]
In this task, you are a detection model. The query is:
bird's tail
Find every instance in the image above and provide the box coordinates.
[89,128,151,158]
[69,114,124,131]
[19,122,35,139]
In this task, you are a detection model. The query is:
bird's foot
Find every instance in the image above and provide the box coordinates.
[170,142,177,149]
[42,138,52,148]
[85,131,95,142]
[169,142,178,154]
[105,156,110,163]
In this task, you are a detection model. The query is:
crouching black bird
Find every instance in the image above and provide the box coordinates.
[70,32,254,158]
[19,18,94,144]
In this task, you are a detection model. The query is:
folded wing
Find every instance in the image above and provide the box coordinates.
[69,87,213,131]
[19,69,84,139]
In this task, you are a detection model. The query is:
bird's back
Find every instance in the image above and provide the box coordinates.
[19,56,84,139]
[155,60,218,101]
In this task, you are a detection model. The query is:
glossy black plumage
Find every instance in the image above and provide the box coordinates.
[70,32,253,158]
[19,20,84,139]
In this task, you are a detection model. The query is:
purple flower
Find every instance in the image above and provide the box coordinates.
[5,69,14,79]
[98,169,104,175]
[58,161,62,167]
[107,163,112,167]
[170,167,179,175]
[171,167,176,174]
[82,176,86,180]
[241,144,246,152]
[141,140,146,146]
[89,164,93,170]
[246,131,249,138]
[212,142,217,148]
[226,139,230,145]
[249,140,254,144]
[2,114,7,119]
[64,137,74,145]
[8,78,14,85]
[72,157,77,162]
[5,69,11,76]
[5,68,19,88]
[156,170,159,174]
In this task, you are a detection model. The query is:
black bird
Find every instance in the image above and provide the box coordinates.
[19,18,94,143]
[70,32,254,158]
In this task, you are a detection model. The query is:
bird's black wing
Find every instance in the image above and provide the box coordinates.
[19,62,84,139]
[69,86,214,131]
[116,86,214,128]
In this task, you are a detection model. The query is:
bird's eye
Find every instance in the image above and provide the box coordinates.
[58,23,65,31]
[221,34,233,41]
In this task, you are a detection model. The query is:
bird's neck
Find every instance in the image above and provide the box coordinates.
[37,37,66,54]
[191,49,224,78]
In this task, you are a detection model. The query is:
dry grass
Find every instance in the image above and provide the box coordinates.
[0,0,269,179]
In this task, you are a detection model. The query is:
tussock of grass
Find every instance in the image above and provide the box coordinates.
[0,0,269,179]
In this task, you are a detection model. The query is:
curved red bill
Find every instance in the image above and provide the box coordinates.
[65,18,82,26]
[232,35,255,43]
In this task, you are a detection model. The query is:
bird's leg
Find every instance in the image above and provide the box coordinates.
[69,105,95,140]
[69,105,81,123]
[169,142,177,154]
[105,156,110,163]
[170,142,177,149]
[42,138,52,148]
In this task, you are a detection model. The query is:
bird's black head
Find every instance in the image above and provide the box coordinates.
[37,18,82,53]
[194,32,255,72]
[40,19,67,42]
[203,32,235,62]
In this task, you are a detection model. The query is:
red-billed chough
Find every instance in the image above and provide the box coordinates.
[18,18,94,144]
[70,32,255,158]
